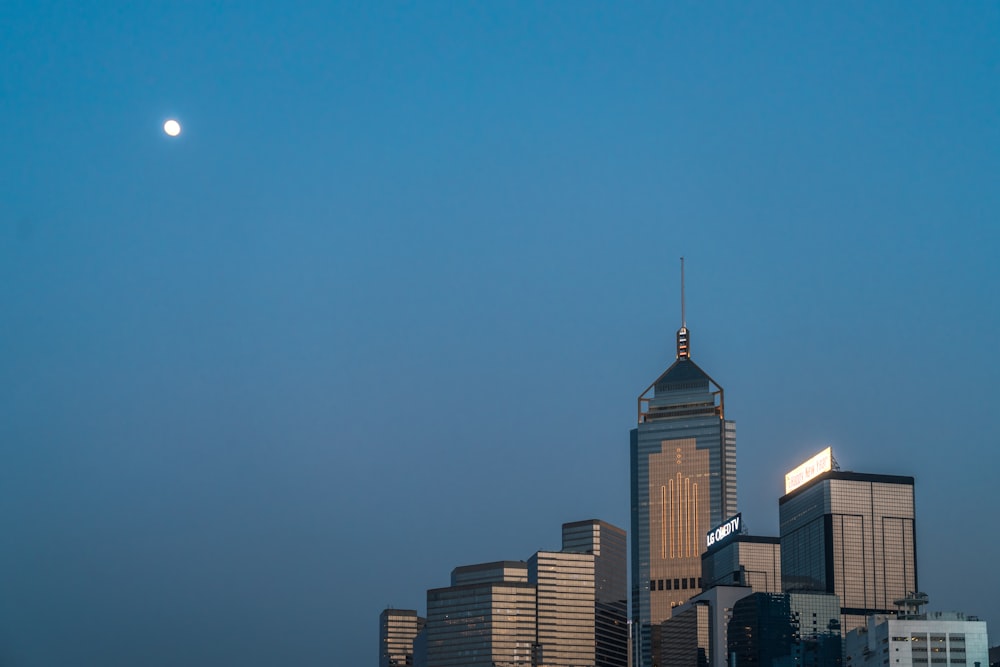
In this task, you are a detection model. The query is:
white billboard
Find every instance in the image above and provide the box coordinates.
[784,447,833,494]
[706,513,742,549]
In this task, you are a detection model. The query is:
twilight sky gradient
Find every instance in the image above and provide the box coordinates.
[2,2,999,665]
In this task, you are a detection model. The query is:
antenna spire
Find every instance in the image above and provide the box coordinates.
[681,256,686,328]
[676,257,690,359]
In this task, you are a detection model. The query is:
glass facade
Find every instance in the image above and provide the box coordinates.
[728,592,842,667]
[380,608,426,667]
[702,536,781,593]
[562,520,629,667]
[663,584,755,667]
[779,472,917,638]
[529,551,596,667]
[661,603,711,667]
[425,562,537,667]
[632,339,737,667]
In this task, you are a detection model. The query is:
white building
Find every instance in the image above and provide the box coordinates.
[845,612,989,667]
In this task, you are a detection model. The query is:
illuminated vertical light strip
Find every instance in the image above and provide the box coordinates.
[675,473,682,558]
[692,483,699,559]
[684,477,698,558]
[660,485,667,560]
[681,477,688,557]
[677,476,682,559]
[668,479,675,559]
[681,473,686,558]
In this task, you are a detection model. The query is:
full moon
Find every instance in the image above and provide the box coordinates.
[163,119,181,136]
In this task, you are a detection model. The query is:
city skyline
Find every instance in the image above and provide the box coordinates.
[3,3,998,666]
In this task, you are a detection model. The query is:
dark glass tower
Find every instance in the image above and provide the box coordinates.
[779,470,917,638]
[728,592,842,667]
[630,267,737,667]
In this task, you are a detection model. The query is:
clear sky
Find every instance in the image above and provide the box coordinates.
[2,2,998,665]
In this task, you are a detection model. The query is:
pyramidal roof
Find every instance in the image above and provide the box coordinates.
[635,258,726,421]
[652,356,714,393]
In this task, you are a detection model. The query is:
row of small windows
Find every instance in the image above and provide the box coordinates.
[650,577,701,591]
[895,634,966,643]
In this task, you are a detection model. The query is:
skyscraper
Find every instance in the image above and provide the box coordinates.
[380,608,426,667]
[631,262,738,667]
[425,562,537,667]
[529,550,596,667]
[779,467,917,637]
[562,520,629,667]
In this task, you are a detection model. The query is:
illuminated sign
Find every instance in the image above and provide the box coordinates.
[784,447,833,494]
[705,513,741,549]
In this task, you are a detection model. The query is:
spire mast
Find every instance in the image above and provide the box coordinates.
[681,256,686,329]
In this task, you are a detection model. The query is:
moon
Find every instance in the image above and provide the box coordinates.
[163,119,181,137]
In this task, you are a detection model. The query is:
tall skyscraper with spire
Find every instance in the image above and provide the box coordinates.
[630,260,737,667]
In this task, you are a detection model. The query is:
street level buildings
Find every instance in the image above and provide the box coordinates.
[631,300,737,667]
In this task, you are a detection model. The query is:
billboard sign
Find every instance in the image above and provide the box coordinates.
[784,446,833,494]
[706,513,742,549]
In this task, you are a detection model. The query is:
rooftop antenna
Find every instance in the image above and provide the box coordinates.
[676,257,690,359]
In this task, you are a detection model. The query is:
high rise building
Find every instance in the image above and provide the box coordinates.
[529,550,596,667]
[425,561,537,667]
[562,520,629,667]
[631,263,737,667]
[779,463,917,637]
[380,608,426,667]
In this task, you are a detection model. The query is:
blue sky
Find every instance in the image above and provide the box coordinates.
[2,2,998,665]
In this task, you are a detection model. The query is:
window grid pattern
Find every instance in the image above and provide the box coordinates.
[529,551,597,667]
[779,475,916,639]
[380,609,426,667]
[562,521,628,667]
[845,616,989,667]
[426,568,536,667]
